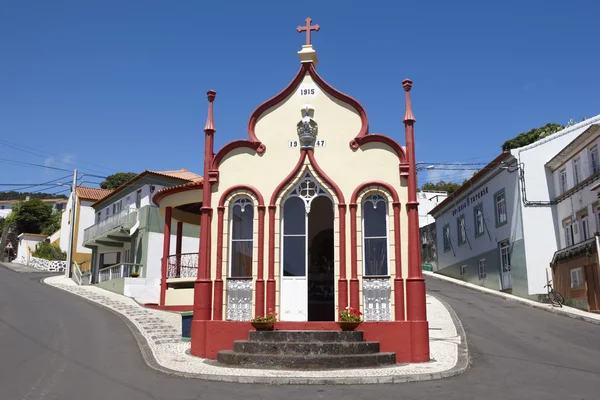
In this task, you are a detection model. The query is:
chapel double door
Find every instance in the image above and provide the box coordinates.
[280,195,335,321]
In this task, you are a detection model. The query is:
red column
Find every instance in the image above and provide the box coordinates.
[176,221,183,277]
[337,205,348,312]
[213,207,225,320]
[402,79,427,323]
[160,206,172,306]
[392,202,405,320]
[255,205,266,316]
[266,206,276,313]
[349,204,360,310]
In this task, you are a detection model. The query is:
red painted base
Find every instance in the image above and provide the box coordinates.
[190,320,430,363]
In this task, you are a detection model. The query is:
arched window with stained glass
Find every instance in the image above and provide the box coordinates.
[362,193,389,276]
[229,197,254,277]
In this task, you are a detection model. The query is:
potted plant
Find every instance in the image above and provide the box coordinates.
[130,272,140,278]
[250,308,277,331]
[337,306,363,331]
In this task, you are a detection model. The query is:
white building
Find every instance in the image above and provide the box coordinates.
[430,116,600,299]
[546,123,600,312]
[417,191,447,227]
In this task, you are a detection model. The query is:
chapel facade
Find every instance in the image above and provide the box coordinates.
[153,18,429,363]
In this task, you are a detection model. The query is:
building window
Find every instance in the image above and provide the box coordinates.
[229,197,254,277]
[500,240,511,275]
[564,220,574,247]
[443,224,451,252]
[559,168,568,193]
[495,190,507,226]
[460,265,467,275]
[96,212,101,223]
[478,259,486,280]
[362,194,388,276]
[570,267,584,289]
[579,212,590,242]
[112,204,116,214]
[590,145,599,175]
[135,190,142,208]
[573,157,581,185]
[595,205,600,233]
[474,204,484,237]
[457,215,466,245]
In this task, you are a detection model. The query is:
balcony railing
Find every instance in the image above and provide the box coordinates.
[84,209,137,242]
[98,263,144,282]
[167,253,198,279]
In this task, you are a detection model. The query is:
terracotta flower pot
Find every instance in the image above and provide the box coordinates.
[251,321,274,331]
[337,321,361,331]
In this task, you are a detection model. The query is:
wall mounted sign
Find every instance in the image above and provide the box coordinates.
[297,83,319,97]
[452,186,489,216]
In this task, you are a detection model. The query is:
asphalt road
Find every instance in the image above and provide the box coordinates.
[1,264,599,400]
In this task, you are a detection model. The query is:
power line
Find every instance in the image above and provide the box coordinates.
[0,175,73,193]
[0,157,74,173]
[0,140,118,175]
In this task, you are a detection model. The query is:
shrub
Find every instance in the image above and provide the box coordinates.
[33,241,67,260]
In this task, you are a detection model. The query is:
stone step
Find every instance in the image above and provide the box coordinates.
[248,330,363,343]
[217,350,396,370]
[232,340,380,355]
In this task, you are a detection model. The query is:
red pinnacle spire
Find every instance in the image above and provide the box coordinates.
[297,17,320,45]
[204,90,217,132]
[402,79,415,123]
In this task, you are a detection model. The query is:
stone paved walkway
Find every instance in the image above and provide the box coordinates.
[44,275,467,384]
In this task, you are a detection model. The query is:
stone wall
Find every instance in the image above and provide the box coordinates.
[29,256,66,272]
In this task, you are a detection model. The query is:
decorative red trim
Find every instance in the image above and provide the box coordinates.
[392,201,405,321]
[306,63,368,140]
[350,133,408,166]
[306,150,346,203]
[338,205,348,311]
[350,180,400,204]
[214,206,225,320]
[349,204,359,310]
[256,205,266,316]
[152,180,203,206]
[248,64,310,143]
[269,151,308,207]
[211,140,265,171]
[217,184,265,208]
[160,206,172,306]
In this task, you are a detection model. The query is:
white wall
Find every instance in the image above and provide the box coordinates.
[96,184,167,220]
[435,167,522,269]
[58,195,74,253]
[418,191,447,227]
[76,200,95,254]
[513,115,600,294]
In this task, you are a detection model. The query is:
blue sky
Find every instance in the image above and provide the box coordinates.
[1,0,599,195]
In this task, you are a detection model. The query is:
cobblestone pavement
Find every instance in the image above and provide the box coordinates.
[43,275,466,384]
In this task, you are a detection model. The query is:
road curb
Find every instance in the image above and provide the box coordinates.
[423,271,600,326]
[43,277,468,385]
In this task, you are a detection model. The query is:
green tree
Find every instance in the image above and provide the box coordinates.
[420,181,461,194]
[32,241,66,260]
[6,198,53,236]
[501,123,565,151]
[41,211,62,236]
[100,172,137,190]
[0,191,66,201]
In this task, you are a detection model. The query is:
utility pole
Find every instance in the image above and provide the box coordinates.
[65,169,77,278]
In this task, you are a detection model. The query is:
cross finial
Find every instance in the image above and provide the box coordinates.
[297,17,320,45]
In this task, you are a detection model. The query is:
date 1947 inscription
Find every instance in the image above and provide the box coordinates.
[288,140,325,148]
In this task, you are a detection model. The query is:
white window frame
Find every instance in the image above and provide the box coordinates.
[500,240,511,273]
[474,204,484,236]
[579,213,590,242]
[559,168,568,194]
[570,267,584,289]
[495,190,507,226]
[590,145,599,175]
[457,214,466,245]
[478,259,486,280]
[564,220,574,247]
[460,265,467,275]
[573,157,581,185]
[229,197,254,278]
[443,224,451,252]
[362,193,390,276]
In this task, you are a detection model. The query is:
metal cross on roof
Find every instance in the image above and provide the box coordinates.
[297,17,320,45]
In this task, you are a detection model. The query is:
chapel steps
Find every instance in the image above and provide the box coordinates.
[216,330,396,370]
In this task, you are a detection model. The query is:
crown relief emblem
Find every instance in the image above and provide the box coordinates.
[297,104,318,149]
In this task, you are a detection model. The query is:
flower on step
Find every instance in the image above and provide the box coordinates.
[339,306,363,322]
[251,308,277,323]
